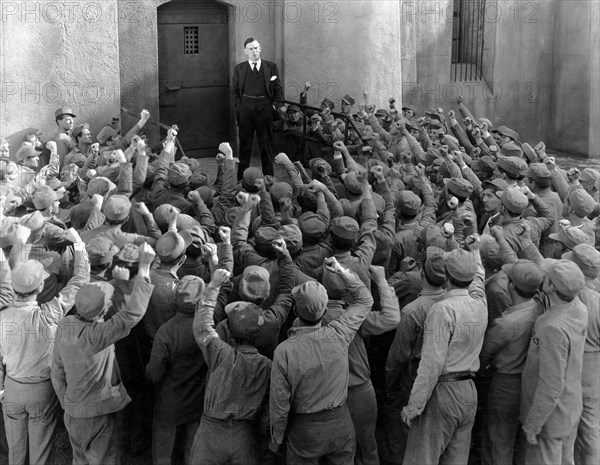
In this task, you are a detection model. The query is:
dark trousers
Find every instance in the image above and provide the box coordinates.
[237,97,274,177]
[286,404,355,465]
[403,379,477,465]
[347,382,379,465]
[2,377,57,465]
[64,412,118,465]
[152,418,199,465]
[190,415,259,465]
[482,372,525,465]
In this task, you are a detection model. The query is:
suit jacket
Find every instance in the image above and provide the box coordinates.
[231,60,284,111]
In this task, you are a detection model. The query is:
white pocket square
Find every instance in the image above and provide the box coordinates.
[270,75,277,81]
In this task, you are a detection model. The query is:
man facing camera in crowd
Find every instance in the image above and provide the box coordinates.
[231,38,284,178]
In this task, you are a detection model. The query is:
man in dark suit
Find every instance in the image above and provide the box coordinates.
[231,38,284,178]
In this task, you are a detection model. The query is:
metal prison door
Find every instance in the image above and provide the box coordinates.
[158,0,229,157]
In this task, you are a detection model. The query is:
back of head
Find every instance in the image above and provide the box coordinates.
[239,266,271,304]
[226,301,264,344]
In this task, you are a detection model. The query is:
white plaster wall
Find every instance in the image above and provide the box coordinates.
[283,0,403,110]
[0,0,121,155]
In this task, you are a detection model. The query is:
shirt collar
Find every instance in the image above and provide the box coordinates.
[445,288,470,297]
[248,59,262,71]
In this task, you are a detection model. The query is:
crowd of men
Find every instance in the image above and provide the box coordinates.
[0,92,599,465]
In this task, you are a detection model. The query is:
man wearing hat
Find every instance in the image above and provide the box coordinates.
[402,236,487,465]
[340,94,355,117]
[0,229,89,465]
[12,141,60,190]
[53,107,76,165]
[270,257,374,462]
[478,178,508,234]
[64,123,93,169]
[314,179,377,289]
[383,247,447,464]
[52,243,155,465]
[498,186,554,254]
[86,236,119,282]
[548,223,592,258]
[520,259,588,465]
[402,104,418,120]
[479,260,545,465]
[524,163,564,256]
[146,275,207,465]
[150,142,197,217]
[563,244,600,464]
[579,168,600,202]
[31,184,75,252]
[231,38,284,177]
[191,268,272,465]
[80,194,161,248]
[496,156,527,187]
[563,188,597,246]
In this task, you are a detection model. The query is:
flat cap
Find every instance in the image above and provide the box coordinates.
[498,156,527,178]
[499,187,529,215]
[33,185,62,210]
[226,302,264,342]
[568,188,596,218]
[86,236,119,266]
[55,107,76,119]
[298,212,328,242]
[580,168,600,190]
[75,282,114,319]
[104,194,131,221]
[395,190,422,216]
[445,249,477,282]
[563,243,600,278]
[341,171,363,196]
[292,281,329,321]
[502,260,544,294]
[15,145,41,163]
[168,162,191,186]
[156,231,191,262]
[549,225,592,250]
[527,163,552,185]
[11,260,49,294]
[444,178,474,199]
[175,275,205,313]
[239,266,270,303]
[331,216,359,240]
[341,94,355,106]
[542,258,585,299]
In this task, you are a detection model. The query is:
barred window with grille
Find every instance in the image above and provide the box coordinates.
[451,0,485,81]
[184,26,199,54]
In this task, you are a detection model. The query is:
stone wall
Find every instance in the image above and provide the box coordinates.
[1,0,121,157]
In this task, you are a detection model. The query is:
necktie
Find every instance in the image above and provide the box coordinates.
[253,63,258,74]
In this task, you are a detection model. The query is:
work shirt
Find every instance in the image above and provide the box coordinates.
[0,245,89,384]
[269,272,373,445]
[51,275,154,418]
[194,286,271,422]
[146,311,207,426]
[386,288,447,372]
[579,286,600,352]
[406,258,487,414]
[520,297,587,437]
[140,268,180,342]
[480,299,543,374]
[323,280,399,387]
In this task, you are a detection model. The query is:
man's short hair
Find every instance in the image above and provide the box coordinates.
[244,37,256,47]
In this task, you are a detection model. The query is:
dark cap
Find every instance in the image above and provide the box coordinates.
[341,171,363,196]
[527,163,552,185]
[482,178,509,193]
[331,216,359,240]
[226,302,264,342]
[298,212,327,242]
[424,246,446,286]
[270,181,297,203]
[71,123,89,142]
[254,226,279,250]
[241,167,263,193]
[472,155,497,176]
[396,190,422,215]
[480,234,503,271]
[287,104,301,112]
[321,98,335,110]
[502,260,544,294]
[341,94,355,106]
[500,141,524,159]
[292,281,329,321]
[33,185,62,210]
[496,126,520,143]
